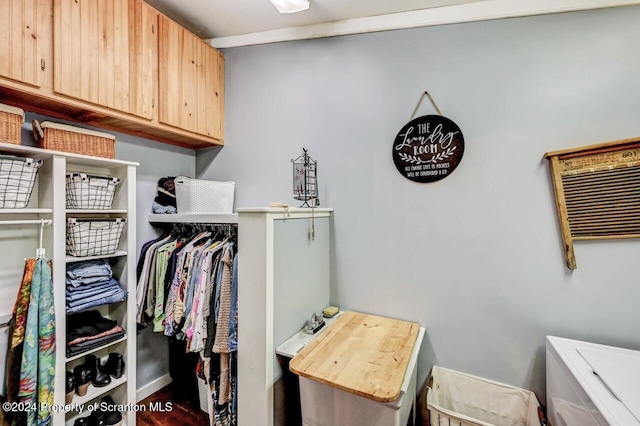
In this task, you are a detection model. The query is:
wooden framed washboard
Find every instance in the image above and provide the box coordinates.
[545,137,640,269]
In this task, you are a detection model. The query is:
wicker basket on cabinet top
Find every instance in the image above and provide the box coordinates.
[32,120,116,159]
[0,103,25,145]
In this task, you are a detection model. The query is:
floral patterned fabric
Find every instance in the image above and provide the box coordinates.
[5,259,35,425]
[17,258,55,426]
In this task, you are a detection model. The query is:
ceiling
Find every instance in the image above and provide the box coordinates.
[143,0,486,39]
[143,0,640,47]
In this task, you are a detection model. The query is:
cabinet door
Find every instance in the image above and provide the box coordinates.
[0,0,46,87]
[158,15,224,140]
[53,0,157,120]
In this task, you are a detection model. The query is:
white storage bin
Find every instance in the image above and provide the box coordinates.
[66,173,121,209]
[66,218,126,257]
[426,366,544,426]
[175,176,235,214]
[0,154,42,208]
[197,377,210,414]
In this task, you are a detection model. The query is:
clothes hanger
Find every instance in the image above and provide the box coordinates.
[36,219,47,259]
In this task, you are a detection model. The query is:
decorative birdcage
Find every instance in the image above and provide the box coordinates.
[291,148,318,207]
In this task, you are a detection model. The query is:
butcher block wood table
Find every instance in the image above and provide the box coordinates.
[289,310,421,403]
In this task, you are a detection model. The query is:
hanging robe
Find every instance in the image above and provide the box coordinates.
[17,258,55,426]
[5,259,35,426]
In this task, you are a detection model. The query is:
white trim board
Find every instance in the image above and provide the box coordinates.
[136,374,173,403]
[208,0,640,48]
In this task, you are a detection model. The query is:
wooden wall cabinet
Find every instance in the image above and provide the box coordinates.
[158,15,224,140]
[53,0,157,120]
[0,0,47,88]
[0,0,224,149]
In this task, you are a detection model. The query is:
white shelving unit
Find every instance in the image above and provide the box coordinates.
[65,336,129,363]
[148,212,238,224]
[67,209,129,214]
[69,375,129,407]
[66,251,128,263]
[0,142,138,426]
[0,208,53,214]
[236,207,333,426]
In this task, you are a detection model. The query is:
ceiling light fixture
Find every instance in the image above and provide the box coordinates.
[269,0,310,14]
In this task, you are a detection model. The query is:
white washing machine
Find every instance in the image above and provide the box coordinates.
[546,336,640,426]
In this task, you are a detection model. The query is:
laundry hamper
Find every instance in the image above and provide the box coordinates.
[175,176,235,214]
[0,103,24,145]
[66,218,126,257]
[0,154,43,208]
[66,173,121,209]
[426,366,545,426]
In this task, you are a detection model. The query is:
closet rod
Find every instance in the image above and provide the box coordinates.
[0,219,53,226]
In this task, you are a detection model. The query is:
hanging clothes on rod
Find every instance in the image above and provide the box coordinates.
[200,243,237,426]
[138,222,238,426]
[137,223,236,334]
[3,219,55,426]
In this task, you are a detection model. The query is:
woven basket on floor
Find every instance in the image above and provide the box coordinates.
[32,120,116,159]
[0,103,25,145]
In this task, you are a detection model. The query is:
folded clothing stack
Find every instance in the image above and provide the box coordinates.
[67,310,126,357]
[66,260,127,313]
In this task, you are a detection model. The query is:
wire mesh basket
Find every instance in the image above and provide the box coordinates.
[0,154,43,208]
[66,173,121,210]
[66,218,126,257]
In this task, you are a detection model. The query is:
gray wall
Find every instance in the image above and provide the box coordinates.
[22,112,194,393]
[115,131,195,391]
[197,6,640,401]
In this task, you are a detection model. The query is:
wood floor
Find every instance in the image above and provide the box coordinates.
[137,385,209,426]
[0,385,208,426]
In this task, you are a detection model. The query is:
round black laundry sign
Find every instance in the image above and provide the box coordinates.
[392,115,464,183]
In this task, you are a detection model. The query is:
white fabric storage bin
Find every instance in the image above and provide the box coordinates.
[175,176,235,214]
[66,218,126,257]
[427,366,544,426]
[66,173,120,209]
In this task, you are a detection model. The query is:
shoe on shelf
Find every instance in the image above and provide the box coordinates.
[100,353,125,379]
[66,370,75,404]
[90,411,106,426]
[100,395,123,426]
[73,417,89,426]
[72,364,92,396]
[85,354,111,387]
[74,411,106,426]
